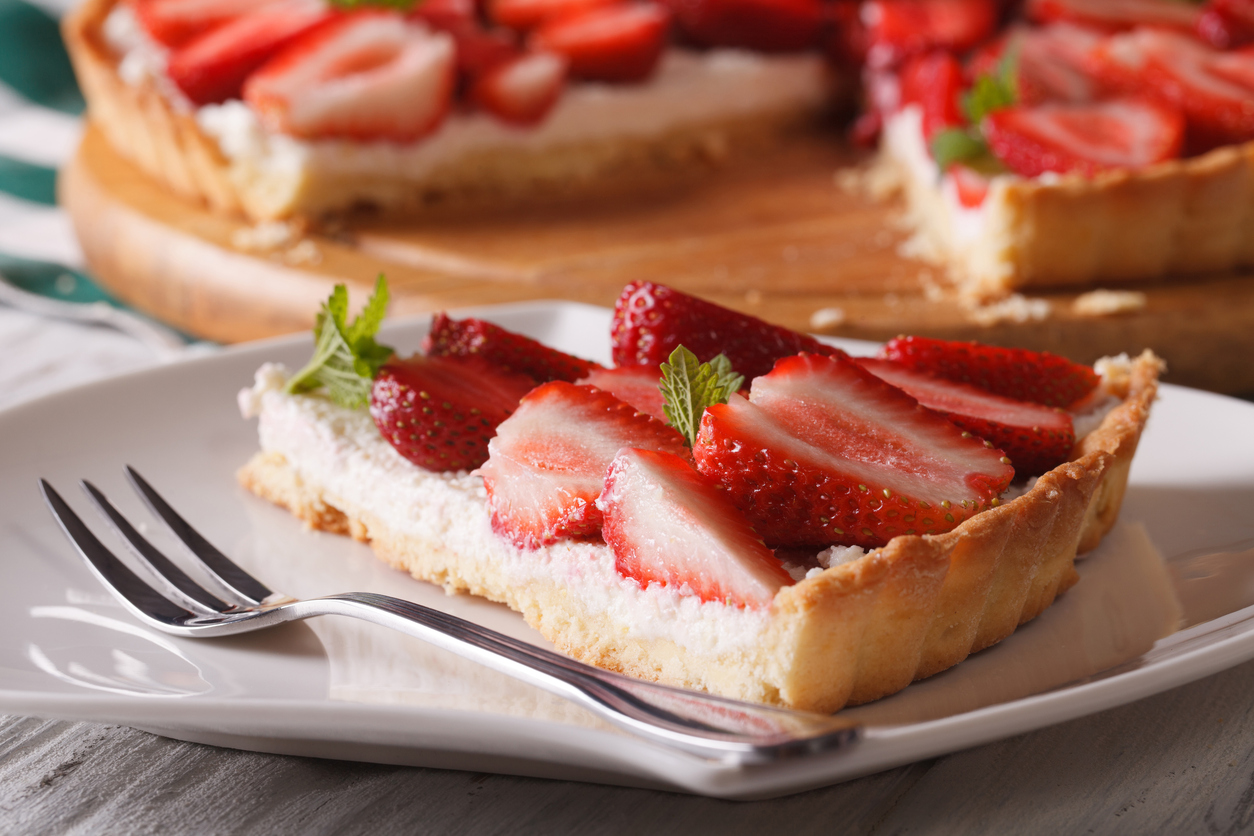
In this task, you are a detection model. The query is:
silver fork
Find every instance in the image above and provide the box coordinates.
[39,468,860,765]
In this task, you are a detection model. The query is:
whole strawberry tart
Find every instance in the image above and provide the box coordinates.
[238,278,1161,711]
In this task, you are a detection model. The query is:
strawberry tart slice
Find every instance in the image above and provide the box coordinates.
[67,0,840,221]
[862,0,1254,298]
[237,278,1161,711]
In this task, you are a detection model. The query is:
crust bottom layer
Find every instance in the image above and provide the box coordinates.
[237,352,1161,712]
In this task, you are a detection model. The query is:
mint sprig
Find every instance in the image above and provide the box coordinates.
[659,346,745,447]
[286,275,394,408]
[931,45,1019,174]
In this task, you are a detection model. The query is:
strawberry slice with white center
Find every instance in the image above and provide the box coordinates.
[370,353,537,472]
[575,365,668,422]
[1026,0,1201,33]
[472,50,568,125]
[983,98,1185,178]
[410,0,478,31]
[132,0,291,49]
[530,4,671,83]
[859,358,1075,477]
[166,0,332,106]
[481,382,687,549]
[1092,29,1254,151]
[693,354,1014,549]
[1198,0,1254,49]
[862,0,999,69]
[1014,22,1106,105]
[243,12,456,142]
[598,448,792,608]
[898,50,965,140]
[424,313,600,383]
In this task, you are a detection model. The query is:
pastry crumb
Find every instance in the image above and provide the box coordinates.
[964,293,1052,326]
[810,307,846,329]
[1073,289,1147,317]
[285,239,323,266]
[232,220,303,252]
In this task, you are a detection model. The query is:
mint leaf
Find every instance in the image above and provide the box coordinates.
[931,128,989,172]
[963,45,1018,126]
[659,346,745,447]
[286,275,394,408]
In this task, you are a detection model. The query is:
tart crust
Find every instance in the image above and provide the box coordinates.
[885,115,1254,299]
[64,0,832,222]
[238,351,1163,712]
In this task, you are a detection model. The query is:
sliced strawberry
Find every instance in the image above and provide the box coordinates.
[488,0,622,32]
[243,13,456,142]
[1012,22,1107,105]
[472,51,568,125]
[370,354,537,472]
[826,0,869,68]
[481,383,687,549]
[423,312,601,383]
[166,1,333,106]
[131,0,290,49]
[410,0,478,31]
[446,23,522,79]
[1198,0,1254,49]
[899,50,966,140]
[610,281,846,381]
[530,4,671,83]
[947,163,990,209]
[665,0,825,53]
[863,0,999,69]
[575,365,667,421]
[693,354,1014,549]
[858,358,1075,476]
[1091,29,1254,151]
[880,336,1100,408]
[598,448,792,608]
[983,98,1185,178]
[1026,0,1200,33]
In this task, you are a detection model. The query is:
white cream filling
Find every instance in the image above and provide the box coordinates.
[241,365,772,656]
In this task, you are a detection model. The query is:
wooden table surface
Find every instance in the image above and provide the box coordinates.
[3,300,1254,835]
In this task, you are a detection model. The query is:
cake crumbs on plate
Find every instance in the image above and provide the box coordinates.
[963,293,1052,326]
[1073,289,1148,317]
[810,307,846,330]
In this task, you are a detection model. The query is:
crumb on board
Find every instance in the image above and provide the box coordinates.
[231,220,302,252]
[1073,289,1148,317]
[284,239,323,266]
[963,293,1052,326]
[810,307,847,329]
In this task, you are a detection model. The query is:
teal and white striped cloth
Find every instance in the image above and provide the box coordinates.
[0,0,204,408]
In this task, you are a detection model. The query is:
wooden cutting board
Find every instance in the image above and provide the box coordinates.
[62,124,1254,394]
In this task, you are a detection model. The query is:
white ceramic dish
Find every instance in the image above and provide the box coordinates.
[4,300,1254,800]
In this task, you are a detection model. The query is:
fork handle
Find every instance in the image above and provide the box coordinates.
[286,592,859,764]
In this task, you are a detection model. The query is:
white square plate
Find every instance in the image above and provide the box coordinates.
[4,301,1254,799]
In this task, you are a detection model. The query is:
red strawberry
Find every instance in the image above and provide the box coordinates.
[947,163,989,209]
[880,336,1100,408]
[370,354,536,472]
[530,4,671,83]
[982,98,1185,178]
[423,313,602,382]
[165,1,333,106]
[446,23,522,79]
[1090,29,1254,151]
[610,281,847,380]
[131,0,289,49]
[859,358,1075,476]
[863,0,999,69]
[243,13,456,142]
[598,448,792,608]
[693,354,1014,549]
[472,51,568,125]
[1198,0,1254,49]
[665,0,825,53]
[481,383,687,549]
[1014,22,1106,105]
[410,0,477,31]
[488,0,622,32]
[899,50,966,140]
[575,365,667,421]
[1025,0,1200,33]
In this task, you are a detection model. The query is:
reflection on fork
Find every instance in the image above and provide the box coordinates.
[39,467,860,764]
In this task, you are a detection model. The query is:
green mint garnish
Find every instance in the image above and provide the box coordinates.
[286,274,394,409]
[659,346,745,447]
[962,44,1018,126]
[931,127,990,172]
